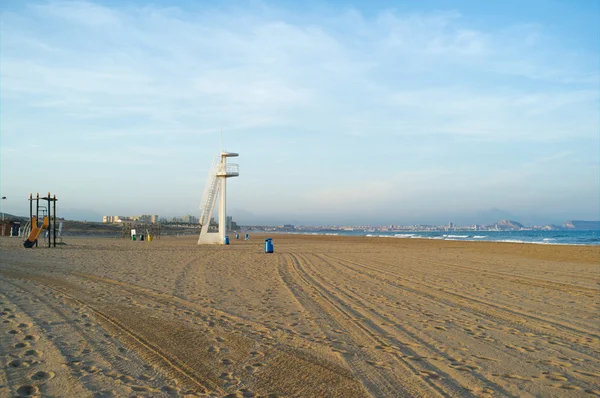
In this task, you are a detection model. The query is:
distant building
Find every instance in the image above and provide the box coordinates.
[181,214,198,224]
[226,216,232,231]
[103,215,159,223]
[102,216,123,223]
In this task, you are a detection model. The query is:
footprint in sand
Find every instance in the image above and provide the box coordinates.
[449,362,480,372]
[543,372,568,381]
[22,350,42,361]
[505,344,526,353]
[222,359,235,365]
[552,383,581,390]
[83,365,100,373]
[120,375,135,383]
[420,370,441,379]
[16,385,39,397]
[208,346,221,353]
[9,359,31,369]
[131,385,157,393]
[225,379,241,388]
[31,370,55,381]
[15,342,30,349]
[103,370,121,379]
[496,373,528,380]
[138,374,154,381]
[472,355,498,362]
[161,385,180,395]
[366,360,391,369]
[24,335,39,342]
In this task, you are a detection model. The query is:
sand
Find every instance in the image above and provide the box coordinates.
[1,234,598,397]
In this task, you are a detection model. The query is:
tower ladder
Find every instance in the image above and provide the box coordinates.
[199,155,220,227]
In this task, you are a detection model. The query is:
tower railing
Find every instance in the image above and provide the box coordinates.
[217,163,239,177]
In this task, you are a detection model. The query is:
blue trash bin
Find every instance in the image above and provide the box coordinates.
[265,238,274,253]
[245,233,249,240]
[224,236,230,245]
[236,234,239,239]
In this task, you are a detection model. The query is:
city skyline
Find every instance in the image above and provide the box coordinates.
[1,1,598,226]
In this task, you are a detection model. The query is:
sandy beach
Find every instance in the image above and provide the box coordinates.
[1,234,598,397]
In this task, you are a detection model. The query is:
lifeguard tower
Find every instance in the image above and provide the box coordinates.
[198,151,239,244]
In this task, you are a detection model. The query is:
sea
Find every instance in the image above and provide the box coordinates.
[295,230,600,246]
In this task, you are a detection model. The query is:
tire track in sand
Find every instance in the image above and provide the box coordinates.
[298,255,527,397]
[294,253,526,398]
[279,253,448,397]
[326,253,600,341]
[2,269,221,395]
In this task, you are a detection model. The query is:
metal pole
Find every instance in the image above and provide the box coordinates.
[1,196,6,236]
[46,192,52,249]
[53,194,57,248]
[29,193,32,239]
[36,193,39,247]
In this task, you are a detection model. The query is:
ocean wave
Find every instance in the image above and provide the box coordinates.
[472,235,487,239]
[496,239,527,243]
[394,234,418,238]
[446,235,469,238]
[583,237,600,242]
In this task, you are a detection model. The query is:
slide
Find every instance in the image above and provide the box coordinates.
[23,216,49,248]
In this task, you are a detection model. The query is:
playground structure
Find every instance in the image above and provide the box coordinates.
[198,151,239,244]
[121,222,161,240]
[23,193,58,248]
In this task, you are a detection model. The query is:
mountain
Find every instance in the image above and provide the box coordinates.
[474,208,513,225]
[494,220,525,230]
[563,220,600,230]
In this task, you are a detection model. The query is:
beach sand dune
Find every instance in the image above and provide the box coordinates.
[1,235,599,397]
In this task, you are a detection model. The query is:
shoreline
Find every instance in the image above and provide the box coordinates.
[267,230,600,246]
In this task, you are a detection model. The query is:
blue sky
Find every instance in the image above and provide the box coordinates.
[1,0,598,225]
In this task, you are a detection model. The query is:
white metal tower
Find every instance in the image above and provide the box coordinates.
[198,151,239,244]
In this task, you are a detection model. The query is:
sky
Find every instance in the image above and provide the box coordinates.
[1,0,599,226]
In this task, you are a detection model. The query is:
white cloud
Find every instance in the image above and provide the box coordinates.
[1,1,598,222]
